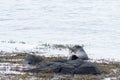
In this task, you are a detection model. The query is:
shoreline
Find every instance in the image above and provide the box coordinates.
[0,40,120,61]
[0,53,120,80]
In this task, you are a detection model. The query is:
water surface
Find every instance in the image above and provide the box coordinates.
[0,0,120,60]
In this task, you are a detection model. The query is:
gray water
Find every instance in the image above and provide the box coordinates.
[0,0,120,60]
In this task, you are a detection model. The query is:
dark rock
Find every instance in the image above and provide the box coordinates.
[53,59,68,63]
[23,54,42,65]
[71,55,79,60]
[74,62,101,74]
[60,63,75,74]
[23,56,101,74]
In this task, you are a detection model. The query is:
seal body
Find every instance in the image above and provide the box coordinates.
[68,45,89,60]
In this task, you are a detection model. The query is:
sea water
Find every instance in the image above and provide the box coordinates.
[0,0,120,60]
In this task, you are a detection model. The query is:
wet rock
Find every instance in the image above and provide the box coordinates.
[23,55,101,74]
[23,55,42,65]
[74,62,101,74]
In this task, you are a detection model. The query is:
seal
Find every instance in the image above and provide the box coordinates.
[68,45,89,60]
